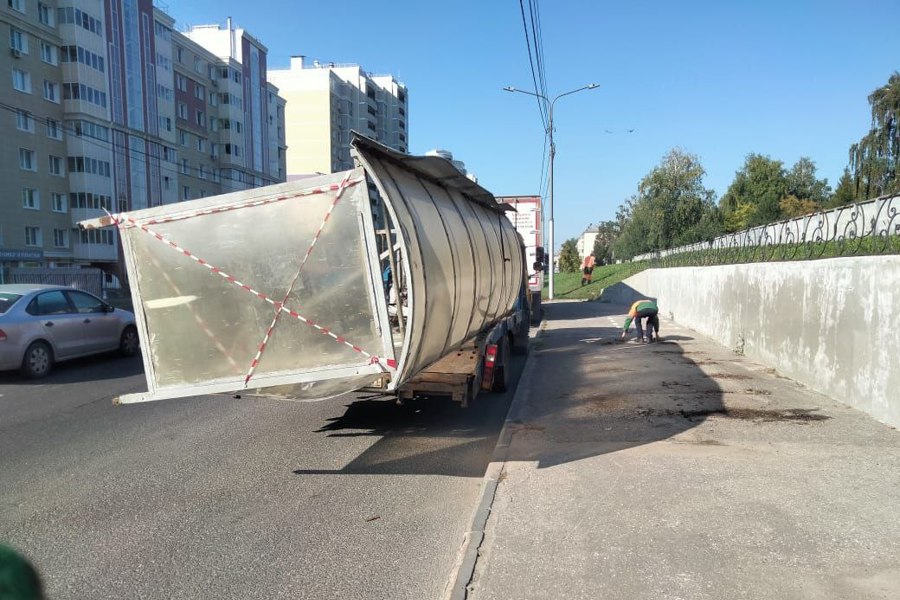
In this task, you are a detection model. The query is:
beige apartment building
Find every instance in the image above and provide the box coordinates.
[0,1,286,284]
[269,56,407,176]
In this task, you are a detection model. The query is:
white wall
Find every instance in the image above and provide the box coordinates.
[616,256,900,428]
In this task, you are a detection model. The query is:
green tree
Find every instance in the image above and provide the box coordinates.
[779,195,821,219]
[826,169,856,208]
[720,154,787,230]
[558,238,581,273]
[591,220,619,264]
[786,157,831,205]
[612,149,720,259]
[849,71,900,200]
[638,148,717,250]
[612,196,651,260]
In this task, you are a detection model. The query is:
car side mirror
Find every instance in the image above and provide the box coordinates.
[532,261,543,272]
[103,303,114,313]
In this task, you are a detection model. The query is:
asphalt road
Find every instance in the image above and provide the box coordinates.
[0,351,523,599]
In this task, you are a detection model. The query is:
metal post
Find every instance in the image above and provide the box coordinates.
[502,83,599,303]
[548,103,555,300]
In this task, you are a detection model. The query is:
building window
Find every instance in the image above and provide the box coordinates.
[59,45,104,72]
[46,118,62,140]
[53,228,68,248]
[19,148,36,171]
[25,227,42,247]
[51,192,66,212]
[209,92,217,107]
[177,102,187,119]
[8,0,25,13]
[79,229,114,245]
[175,45,183,63]
[154,21,171,41]
[66,156,111,177]
[22,188,39,209]
[178,129,187,146]
[198,164,206,180]
[12,69,31,93]
[181,158,189,175]
[56,7,102,35]
[16,110,34,132]
[193,85,205,101]
[48,155,63,176]
[195,110,204,127]
[43,80,59,102]
[197,137,206,152]
[182,185,190,200]
[40,41,57,64]
[175,74,186,92]
[9,27,28,54]
[38,2,54,26]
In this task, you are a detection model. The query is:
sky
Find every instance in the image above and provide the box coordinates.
[165,0,900,249]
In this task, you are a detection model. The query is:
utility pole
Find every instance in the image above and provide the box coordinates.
[503,84,599,299]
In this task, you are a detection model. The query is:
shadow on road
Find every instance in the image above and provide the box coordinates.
[292,361,521,478]
[0,353,143,386]
[499,300,725,469]
[292,301,727,477]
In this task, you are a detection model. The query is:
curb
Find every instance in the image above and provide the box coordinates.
[442,320,547,600]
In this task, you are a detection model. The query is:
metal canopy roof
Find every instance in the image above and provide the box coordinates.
[350,132,508,213]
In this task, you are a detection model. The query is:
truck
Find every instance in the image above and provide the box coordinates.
[496,195,544,325]
[80,134,530,407]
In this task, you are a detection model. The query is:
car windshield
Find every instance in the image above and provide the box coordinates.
[0,292,23,314]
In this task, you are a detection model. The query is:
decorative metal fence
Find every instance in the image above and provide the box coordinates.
[633,194,900,267]
[7,268,106,297]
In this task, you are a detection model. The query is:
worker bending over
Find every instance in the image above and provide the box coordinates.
[621,299,660,343]
[580,254,596,286]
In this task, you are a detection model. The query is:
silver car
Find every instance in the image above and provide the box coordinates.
[0,284,139,378]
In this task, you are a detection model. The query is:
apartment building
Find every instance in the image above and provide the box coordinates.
[0,1,286,283]
[268,56,407,176]
[577,227,598,260]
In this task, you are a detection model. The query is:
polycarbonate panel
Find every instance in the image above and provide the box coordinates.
[356,152,525,387]
[118,169,389,394]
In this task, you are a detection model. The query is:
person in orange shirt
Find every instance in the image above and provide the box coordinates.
[580,254,596,286]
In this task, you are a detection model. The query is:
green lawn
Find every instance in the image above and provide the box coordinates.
[542,262,649,300]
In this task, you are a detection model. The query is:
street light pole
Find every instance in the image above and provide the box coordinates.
[504,84,599,300]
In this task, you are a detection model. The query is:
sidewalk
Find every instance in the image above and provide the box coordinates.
[466,300,900,600]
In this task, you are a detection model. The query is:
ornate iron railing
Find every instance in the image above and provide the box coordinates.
[633,194,900,267]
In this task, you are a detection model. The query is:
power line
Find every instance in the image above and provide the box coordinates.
[518,0,548,131]
[529,0,549,112]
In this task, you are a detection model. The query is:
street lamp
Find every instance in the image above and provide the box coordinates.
[503,83,599,300]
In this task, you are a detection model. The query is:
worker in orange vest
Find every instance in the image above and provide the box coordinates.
[580,254,596,286]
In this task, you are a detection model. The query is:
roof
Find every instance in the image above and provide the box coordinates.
[350,132,508,213]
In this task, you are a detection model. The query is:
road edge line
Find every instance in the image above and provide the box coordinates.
[442,321,545,600]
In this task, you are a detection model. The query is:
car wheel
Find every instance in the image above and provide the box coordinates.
[119,326,140,357]
[21,341,53,379]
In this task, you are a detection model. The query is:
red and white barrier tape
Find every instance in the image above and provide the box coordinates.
[244,172,351,385]
[109,178,364,229]
[105,180,397,388]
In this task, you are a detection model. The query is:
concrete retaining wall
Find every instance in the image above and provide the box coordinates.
[611,256,900,428]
